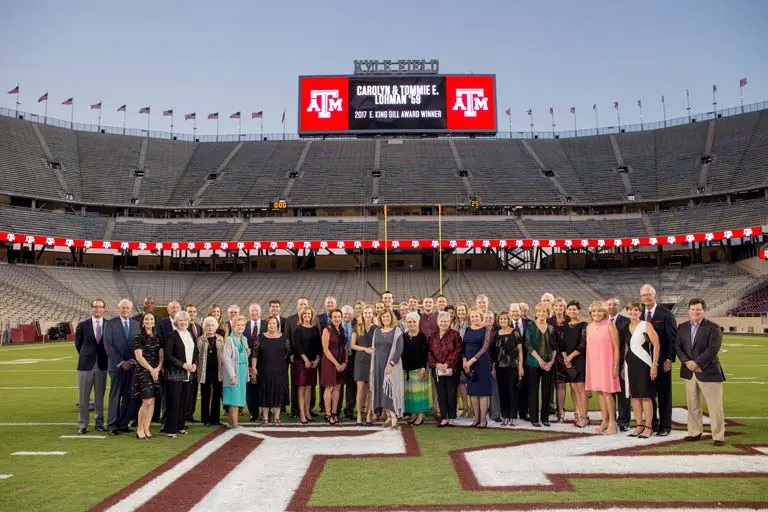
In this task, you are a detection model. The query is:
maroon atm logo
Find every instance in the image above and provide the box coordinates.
[299,77,349,132]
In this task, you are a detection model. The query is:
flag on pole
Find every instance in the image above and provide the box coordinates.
[90,102,101,110]
[526,109,532,116]
[7,85,19,95]
[504,108,511,116]
[569,106,575,114]
[252,111,263,119]
[661,95,665,104]
[549,107,554,115]
[117,104,126,112]
[38,92,48,103]
[281,110,286,123]
[184,112,196,120]
[229,111,241,119]
[62,97,73,105]
[740,77,748,88]
[139,106,150,114]
[208,112,219,120]
[613,101,619,109]
[163,109,174,116]
[712,84,717,93]
[592,103,597,111]
[637,99,641,108]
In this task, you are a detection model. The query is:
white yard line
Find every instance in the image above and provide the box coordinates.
[0,423,77,426]
[59,435,106,439]
[0,386,78,390]
[11,451,67,456]
[0,474,13,480]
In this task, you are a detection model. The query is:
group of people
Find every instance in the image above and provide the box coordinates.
[74,284,727,445]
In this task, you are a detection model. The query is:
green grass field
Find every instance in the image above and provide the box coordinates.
[0,336,767,511]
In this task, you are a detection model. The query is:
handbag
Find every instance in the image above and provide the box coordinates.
[436,367,453,377]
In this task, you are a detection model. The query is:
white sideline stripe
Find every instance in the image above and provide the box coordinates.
[12,451,67,456]
[0,369,76,372]
[0,423,77,426]
[0,344,72,351]
[0,386,78,389]
[107,430,235,512]
[0,474,13,480]
[60,435,106,439]
[414,510,765,512]
[727,416,768,420]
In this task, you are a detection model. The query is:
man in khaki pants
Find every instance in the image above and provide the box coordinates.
[675,298,726,446]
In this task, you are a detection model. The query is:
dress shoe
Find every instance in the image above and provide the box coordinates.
[618,424,628,432]
[78,428,87,434]
[542,421,551,427]
[187,418,199,423]
[657,429,671,437]
[94,426,106,432]
[108,430,119,436]
[530,422,541,427]
[683,434,702,441]
[713,440,725,447]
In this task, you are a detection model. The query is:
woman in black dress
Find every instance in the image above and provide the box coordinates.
[625,302,660,439]
[549,298,568,423]
[197,316,224,426]
[561,301,588,428]
[293,307,321,424]
[133,312,163,440]
[255,316,291,425]
[490,312,524,426]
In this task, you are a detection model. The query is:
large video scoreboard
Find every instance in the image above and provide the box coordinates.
[298,74,497,136]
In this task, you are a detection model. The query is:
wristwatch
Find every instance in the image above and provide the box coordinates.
[388,361,396,367]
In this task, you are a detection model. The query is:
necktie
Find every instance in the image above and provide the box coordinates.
[123,320,129,339]
[252,321,259,340]
[192,323,197,337]
[95,321,102,343]
[647,310,653,323]
[691,322,698,349]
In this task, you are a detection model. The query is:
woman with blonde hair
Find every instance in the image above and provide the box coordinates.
[525,302,557,427]
[585,301,621,435]
[222,314,249,429]
[453,302,472,418]
[549,297,568,423]
[370,308,404,428]
[352,304,376,425]
[463,307,493,428]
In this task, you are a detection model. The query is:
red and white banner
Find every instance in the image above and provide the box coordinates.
[0,227,761,253]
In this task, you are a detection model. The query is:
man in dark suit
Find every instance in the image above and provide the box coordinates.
[184,304,202,422]
[75,299,109,434]
[508,303,530,421]
[607,297,631,432]
[155,300,181,425]
[640,284,678,436]
[285,297,310,418]
[104,298,140,435]
[340,305,357,419]
[132,296,156,323]
[675,298,726,446]
[244,303,262,421]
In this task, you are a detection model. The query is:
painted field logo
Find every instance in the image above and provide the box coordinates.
[94,412,768,512]
[306,89,342,118]
[452,88,488,117]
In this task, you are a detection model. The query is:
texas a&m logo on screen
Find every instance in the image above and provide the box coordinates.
[299,76,349,132]
[445,75,496,131]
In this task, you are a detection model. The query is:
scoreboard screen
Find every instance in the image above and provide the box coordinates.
[298,74,496,136]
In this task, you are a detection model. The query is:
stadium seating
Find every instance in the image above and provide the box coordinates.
[730,284,768,315]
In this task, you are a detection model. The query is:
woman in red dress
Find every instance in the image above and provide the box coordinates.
[321,309,347,425]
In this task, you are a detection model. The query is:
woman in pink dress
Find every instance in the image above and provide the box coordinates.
[585,301,621,435]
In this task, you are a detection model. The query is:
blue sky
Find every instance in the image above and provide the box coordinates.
[1,0,765,136]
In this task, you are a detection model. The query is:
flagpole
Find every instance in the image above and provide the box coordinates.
[638,101,643,131]
[70,101,74,129]
[44,95,48,124]
[528,110,534,140]
[15,87,20,118]
[572,109,577,133]
[712,86,717,116]
[193,117,197,141]
[550,109,555,138]
[260,117,263,141]
[594,105,599,135]
[662,97,667,128]
[170,112,174,139]
[740,82,744,113]
[282,112,286,141]
[686,89,691,122]
[147,109,151,136]
[216,118,219,142]
[238,115,242,140]
[506,111,512,139]
[97,102,102,132]
[616,104,621,132]
[122,109,127,135]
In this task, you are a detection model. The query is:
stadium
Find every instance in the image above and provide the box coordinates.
[1,2,767,511]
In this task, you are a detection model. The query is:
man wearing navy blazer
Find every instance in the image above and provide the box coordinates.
[640,284,678,436]
[104,299,140,435]
[154,300,181,424]
[75,299,109,434]
[607,297,632,432]
[675,298,726,446]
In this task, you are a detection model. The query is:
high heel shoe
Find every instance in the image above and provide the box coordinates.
[628,423,644,438]
[638,427,653,439]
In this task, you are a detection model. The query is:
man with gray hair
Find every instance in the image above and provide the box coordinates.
[104,298,140,435]
[509,302,530,421]
[155,300,181,426]
[519,302,530,320]
[640,283,678,436]
[340,305,357,419]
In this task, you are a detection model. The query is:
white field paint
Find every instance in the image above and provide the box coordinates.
[59,435,106,439]
[0,357,72,365]
[0,386,78,390]
[0,423,77,426]
[11,451,67,456]
[0,474,13,480]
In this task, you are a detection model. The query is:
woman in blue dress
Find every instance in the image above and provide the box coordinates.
[463,307,492,428]
[222,315,249,429]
